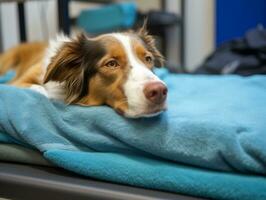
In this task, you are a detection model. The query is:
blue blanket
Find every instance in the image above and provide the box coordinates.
[0,69,266,200]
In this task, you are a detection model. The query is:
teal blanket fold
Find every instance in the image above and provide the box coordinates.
[1,70,266,200]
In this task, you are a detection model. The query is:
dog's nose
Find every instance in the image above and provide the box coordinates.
[143,81,167,104]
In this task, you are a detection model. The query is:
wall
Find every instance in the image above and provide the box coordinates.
[0,1,57,51]
[25,1,58,41]
[0,3,19,50]
[184,0,215,71]
[216,0,266,45]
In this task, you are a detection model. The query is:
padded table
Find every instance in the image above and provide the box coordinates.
[0,162,206,200]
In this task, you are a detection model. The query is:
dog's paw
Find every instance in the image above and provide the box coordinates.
[30,85,48,97]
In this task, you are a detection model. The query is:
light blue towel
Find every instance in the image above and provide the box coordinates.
[1,69,266,200]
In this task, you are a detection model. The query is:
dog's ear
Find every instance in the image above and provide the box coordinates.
[137,19,164,67]
[44,33,105,104]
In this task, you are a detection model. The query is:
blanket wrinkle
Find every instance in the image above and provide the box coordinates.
[1,69,266,199]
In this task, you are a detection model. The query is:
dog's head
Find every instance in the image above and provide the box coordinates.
[44,27,167,118]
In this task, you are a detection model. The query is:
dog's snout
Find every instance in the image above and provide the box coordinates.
[143,81,167,104]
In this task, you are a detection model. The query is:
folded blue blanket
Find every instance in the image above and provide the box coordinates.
[1,69,266,200]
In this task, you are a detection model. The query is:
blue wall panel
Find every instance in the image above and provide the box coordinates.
[216,0,266,46]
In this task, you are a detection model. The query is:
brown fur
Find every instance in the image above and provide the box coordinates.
[137,23,164,67]
[43,34,107,104]
[11,61,44,87]
[78,35,130,112]
[0,28,163,114]
[42,34,130,112]
[0,42,47,84]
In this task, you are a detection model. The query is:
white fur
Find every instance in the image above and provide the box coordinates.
[43,34,71,71]
[44,81,66,100]
[41,34,70,100]
[30,84,48,97]
[112,33,166,118]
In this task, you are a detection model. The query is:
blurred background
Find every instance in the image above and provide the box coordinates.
[0,0,266,74]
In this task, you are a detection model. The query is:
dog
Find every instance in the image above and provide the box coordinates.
[0,26,167,118]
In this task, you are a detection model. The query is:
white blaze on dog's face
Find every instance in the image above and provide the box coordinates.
[112,33,167,117]
[44,28,167,118]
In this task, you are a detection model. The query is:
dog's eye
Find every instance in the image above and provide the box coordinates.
[145,56,153,63]
[106,60,119,68]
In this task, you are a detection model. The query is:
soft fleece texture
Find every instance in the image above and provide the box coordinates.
[0,69,266,200]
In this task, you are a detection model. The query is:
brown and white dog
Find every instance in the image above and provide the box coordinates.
[0,27,167,118]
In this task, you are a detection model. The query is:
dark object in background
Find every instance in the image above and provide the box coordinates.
[195,27,266,75]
